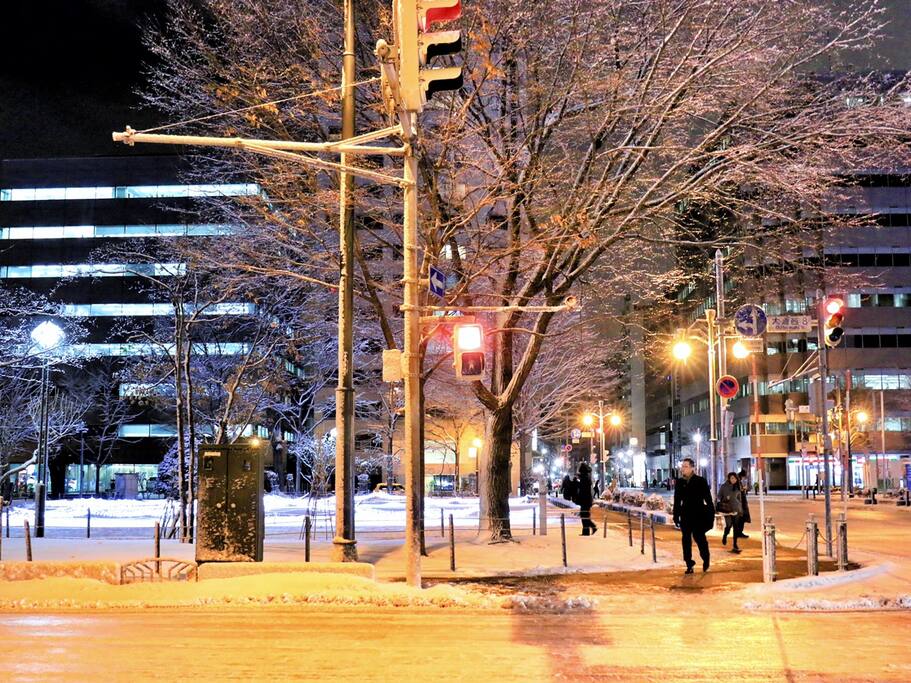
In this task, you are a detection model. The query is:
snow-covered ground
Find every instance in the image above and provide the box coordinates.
[1,493,540,535]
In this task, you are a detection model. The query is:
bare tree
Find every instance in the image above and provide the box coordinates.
[136,0,910,540]
[81,360,138,494]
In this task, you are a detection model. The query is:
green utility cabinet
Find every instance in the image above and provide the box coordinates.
[195,443,266,562]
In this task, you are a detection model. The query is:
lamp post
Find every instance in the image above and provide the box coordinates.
[30,321,65,539]
[581,413,595,476]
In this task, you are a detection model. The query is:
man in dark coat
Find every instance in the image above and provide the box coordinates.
[561,474,575,501]
[573,463,598,536]
[672,457,714,574]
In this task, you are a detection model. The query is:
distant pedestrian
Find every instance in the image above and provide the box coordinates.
[716,472,743,554]
[736,468,751,540]
[561,474,575,501]
[593,481,601,499]
[573,463,598,536]
[672,457,714,574]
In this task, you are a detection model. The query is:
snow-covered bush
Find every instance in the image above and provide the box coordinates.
[644,494,665,510]
[621,491,646,507]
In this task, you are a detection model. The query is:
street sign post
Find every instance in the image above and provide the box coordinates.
[428,265,446,298]
[716,375,740,399]
[734,304,767,337]
[767,314,812,334]
[571,428,581,444]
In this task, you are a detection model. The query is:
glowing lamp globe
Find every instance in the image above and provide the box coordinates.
[30,321,65,350]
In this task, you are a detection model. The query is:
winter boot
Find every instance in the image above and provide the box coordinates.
[722,529,729,545]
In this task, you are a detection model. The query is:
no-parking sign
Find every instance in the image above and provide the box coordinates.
[716,375,740,399]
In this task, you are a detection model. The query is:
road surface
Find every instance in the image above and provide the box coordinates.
[0,607,907,682]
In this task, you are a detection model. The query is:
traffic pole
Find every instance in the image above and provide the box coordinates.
[815,289,834,557]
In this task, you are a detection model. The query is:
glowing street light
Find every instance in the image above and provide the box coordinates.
[30,320,65,350]
[581,414,594,428]
[609,413,622,428]
[855,411,869,425]
[731,340,751,359]
[672,339,693,362]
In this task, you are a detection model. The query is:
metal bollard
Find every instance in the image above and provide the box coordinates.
[806,514,818,576]
[538,489,548,536]
[5,505,8,537]
[24,520,32,561]
[441,508,445,538]
[87,508,91,539]
[837,512,848,571]
[763,517,777,582]
[560,514,567,568]
[603,510,608,538]
[532,507,536,536]
[627,509,633,547]
[640,513,645,555]
[305,516,312,562]
[650,516,657,563]
[154,521,161,575]
[449,514,456,571]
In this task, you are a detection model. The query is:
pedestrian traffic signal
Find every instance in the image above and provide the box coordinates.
[396,1,463,112]
[823,297,845,347]
[453,323,484,380]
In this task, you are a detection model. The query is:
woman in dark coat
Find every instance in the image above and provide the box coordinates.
[736,468,751,539]
[574,463,598,536]
[716,472,744,553]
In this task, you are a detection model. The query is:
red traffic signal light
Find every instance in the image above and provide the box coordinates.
[396,1,463,111]
[453,324,484,380]
[823,297,845,347]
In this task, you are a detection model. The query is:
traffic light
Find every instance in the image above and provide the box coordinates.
[453,323,485,380]
[396,1,463,112]
[823,297,845,347]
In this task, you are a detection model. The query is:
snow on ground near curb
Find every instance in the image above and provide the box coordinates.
[0,574,597,613]
[3,494,539,529]
[744,595,911,612]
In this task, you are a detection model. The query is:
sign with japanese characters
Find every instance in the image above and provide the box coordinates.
[767,314,812,334]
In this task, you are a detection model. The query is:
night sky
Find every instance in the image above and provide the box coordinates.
[0,0,908,160]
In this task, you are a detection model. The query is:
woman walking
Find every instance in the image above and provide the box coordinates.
[574,463,598,536]
[716,472,744,553]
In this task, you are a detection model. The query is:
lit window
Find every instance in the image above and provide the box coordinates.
[0,224,236,240]
[0,183,260,202]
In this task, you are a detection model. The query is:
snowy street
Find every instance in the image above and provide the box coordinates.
[1,605,907,682]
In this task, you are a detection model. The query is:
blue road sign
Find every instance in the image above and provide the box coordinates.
[716,375,740,399]
[734,304,767,337]
[428,266,446,298]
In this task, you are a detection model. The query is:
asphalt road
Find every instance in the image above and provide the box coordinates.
[0,607,907,682]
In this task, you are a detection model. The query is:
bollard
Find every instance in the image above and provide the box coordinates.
[5,505,8,538]
[650,516,657,563]
[640,513,645,555]
[837,512,848,571]
[560,514,567,568]
[627,509,633,547]
[763,517,777,582]
[24,520,32,561]
[806,514,819,576]
[87,508,91,539]
[532,507,536,536]
[441,508,445,538]
[603,509,607,538]
[449,514,456,571]
[538,489,548,536]
[154,522,161,575]
[305,516,312,563]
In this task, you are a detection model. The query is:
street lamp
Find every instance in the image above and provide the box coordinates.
[30,320,65,538]
[672,339,693,362]
[731,340,751,359]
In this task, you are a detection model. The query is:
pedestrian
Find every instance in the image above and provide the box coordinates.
[593,481,601,499]
[561,474,575,501]
[672,457,714,574]
[573,463,598,536]
[716,472,744,554]
[736,468,751,540]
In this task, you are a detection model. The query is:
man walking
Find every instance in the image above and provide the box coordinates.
[673,457,714,574]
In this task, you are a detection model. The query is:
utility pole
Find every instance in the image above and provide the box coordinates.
[844,370,854,496]
[705,308,718,495]
[333,0,358,562]
[814,289,834,557]
[714,249,728,484]
[598,399,606,492]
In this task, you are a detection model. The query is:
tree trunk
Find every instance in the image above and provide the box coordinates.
[173,309,188,542]
[485,408,514,541]
[419,374,427,556]
[183,342,197,544]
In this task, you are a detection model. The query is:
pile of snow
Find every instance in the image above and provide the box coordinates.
[745,595,911,612]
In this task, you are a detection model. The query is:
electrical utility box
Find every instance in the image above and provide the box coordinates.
[195,443,266,563]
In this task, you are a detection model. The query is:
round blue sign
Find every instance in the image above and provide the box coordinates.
[734,304,767,337]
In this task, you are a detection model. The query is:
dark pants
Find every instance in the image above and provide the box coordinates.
[723,514,740,548]
[580,508,597,535]
[681,524,710,567]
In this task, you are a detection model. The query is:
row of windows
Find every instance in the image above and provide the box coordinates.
[0,223,235,240]
[846,293,911,308]
[59,302,255,317]
[731,416,911,438]
[69,342,251,357]
[0,263,184,279]
[822,252,911,268]
[0,184,260,202]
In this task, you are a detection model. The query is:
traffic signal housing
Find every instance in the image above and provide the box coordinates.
[823,297,845,347]
[396,1,463,111]
[453,323,485,380]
